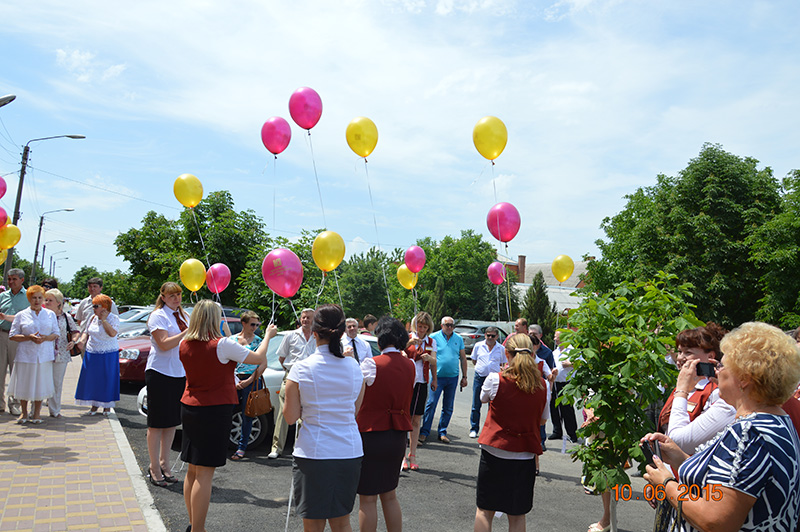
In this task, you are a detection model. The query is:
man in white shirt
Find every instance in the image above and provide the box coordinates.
[548,330,578,442]
[342,318,371,362]
[74,277,118,331]
[268,308,315,459]
[469,326,506,438]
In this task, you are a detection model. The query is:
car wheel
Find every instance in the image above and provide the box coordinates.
[229,410,273,450]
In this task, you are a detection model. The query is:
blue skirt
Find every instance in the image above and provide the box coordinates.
[75,350,120,408]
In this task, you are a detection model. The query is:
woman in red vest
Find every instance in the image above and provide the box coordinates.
[474,332,549,532]
[658,323,735,455]
[179,300,276,532]
[356,316,416,532]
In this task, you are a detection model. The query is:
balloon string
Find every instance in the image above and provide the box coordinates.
[492,163,498,205]
[469,160,490,187]
[272,157,277,231]
[496,284,500,319]
[333,269,344,310]
[363,159,392,313]
[288,298,300,325]
[306,131,327,229]
[503,243,511,321]
[413,288,418,316]
[191,208,222,304]
[268,292,276,326]
[314,272,327,308]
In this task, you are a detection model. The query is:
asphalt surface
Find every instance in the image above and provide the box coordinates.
[116,368,656,532]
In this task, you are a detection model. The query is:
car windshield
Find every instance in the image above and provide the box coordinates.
[118,309,143,320]
[454,326,477,334]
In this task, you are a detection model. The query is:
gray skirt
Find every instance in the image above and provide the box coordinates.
[293,456,362,519]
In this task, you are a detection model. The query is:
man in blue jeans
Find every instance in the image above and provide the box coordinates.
[420,316,468,443]
[469,326,506,438]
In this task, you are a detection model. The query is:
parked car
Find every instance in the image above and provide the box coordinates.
[454,324,508,354]
[136,331,380,450]
[119,307,247,382]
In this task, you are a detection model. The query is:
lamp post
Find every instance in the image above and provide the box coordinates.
[49,250,66,276]
[0,95,16,108]
[52,257,69,274]
[31,210,74,284]
[3,134,85,283]
[39,238,66,284]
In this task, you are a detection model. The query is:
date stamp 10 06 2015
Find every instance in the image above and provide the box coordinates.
[612,483,723,502]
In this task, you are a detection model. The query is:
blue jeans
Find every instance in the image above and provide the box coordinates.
[236,378,256,452]
[470,373,487,433]
[421,376,458,438]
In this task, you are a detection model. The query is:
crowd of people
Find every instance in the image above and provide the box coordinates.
[2,270,800,532]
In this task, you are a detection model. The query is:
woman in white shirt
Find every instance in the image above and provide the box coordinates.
[145,282,189,487]
[285,304,365,532]
[75,294,120,415]
[7,285,59,424]
[43,288,79,418]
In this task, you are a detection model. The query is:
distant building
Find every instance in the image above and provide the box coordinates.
[498,253,589,314]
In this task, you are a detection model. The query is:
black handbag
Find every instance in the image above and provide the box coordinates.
[65,315,82,357]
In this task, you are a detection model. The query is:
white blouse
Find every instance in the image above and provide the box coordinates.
[10,307,58,364]
[288,344,364,460]
[146,306,187,378]
[85,313,120,353]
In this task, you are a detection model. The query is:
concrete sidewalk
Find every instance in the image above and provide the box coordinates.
[0,359,166,532]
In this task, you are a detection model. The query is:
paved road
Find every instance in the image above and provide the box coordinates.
[116,368,655,532]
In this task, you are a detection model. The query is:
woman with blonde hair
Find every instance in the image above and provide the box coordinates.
[474,332,550,532]
[43,288,78,418]
[403,311,437,471]
[145,282,190,487]
[75,294,120,415]
[179,300,276,532]
[7,285,59,423]
[644,322,800,532]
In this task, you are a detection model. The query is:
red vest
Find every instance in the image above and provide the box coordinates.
[658,382,716,433]
[180,338,238,406]
[405,335,434,383]
[357,351,416,433]
[782,396,800,438]
[478,374,548,454]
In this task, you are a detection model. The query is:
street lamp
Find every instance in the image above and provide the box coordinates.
[49,250,66,276]
[42,239,65,276]
[3,134,85,282]
[52,257,69,273]
[31,209,74,284]
[0,95,16,108]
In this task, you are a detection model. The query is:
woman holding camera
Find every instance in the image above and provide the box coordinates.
[644,322,800,532]
[658,323,736,454]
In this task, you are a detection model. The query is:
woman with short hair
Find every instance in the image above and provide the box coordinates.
[230,310,264,461]
[644,322,800,532]
[179,300,275,532]
[7,285,59,423]
[43,288,78,418]
[403,311,437,471]
[284,304,365,532]
[75,294,120,415]
[357,316,416,532]
[474,333,550,532]
[145,282,189,487]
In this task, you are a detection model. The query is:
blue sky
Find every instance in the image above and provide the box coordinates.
[1,0,798,284]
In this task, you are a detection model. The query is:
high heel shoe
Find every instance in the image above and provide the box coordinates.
[161,468,178,483]
[147,468,168,487]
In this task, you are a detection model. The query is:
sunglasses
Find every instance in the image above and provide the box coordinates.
[92,304,100,309]
[443,323,455,327]
[249,323,261,327]
[485,334,497,338]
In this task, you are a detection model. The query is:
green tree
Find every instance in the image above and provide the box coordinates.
[587,144,781,328]
[337,248,393,320]
[520,271,557,345]
[426,277,447,325]
[749,170,800,328]
[561,273,702,502]
[62,265,101,300]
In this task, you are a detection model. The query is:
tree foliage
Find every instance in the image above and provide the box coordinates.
[561,272,703,494]
[586,144,781,328]
[521,271,557,345]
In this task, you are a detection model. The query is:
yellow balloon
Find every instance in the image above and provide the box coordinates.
[174,173,204,208]
[473,116,508,161]
[397,264,417,290]
[346,117,379,158]
[180,258,207,292]
[0,224,21,250]
[0,249,7,266]
[312,231,346,272]
[551,255,575,283]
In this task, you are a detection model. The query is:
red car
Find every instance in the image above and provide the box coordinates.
[119,307,246,383]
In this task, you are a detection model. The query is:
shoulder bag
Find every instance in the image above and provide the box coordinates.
[65,315,82,357]
[244,376,272,418]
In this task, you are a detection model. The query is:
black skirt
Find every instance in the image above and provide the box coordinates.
[357,430,406,495]
[293,456,362,519]
[410,382,428,416]
[476,449,536,515]
[180,403,234,467]
[145,370,185,428]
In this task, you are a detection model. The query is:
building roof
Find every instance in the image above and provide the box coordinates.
[524,261,588,288]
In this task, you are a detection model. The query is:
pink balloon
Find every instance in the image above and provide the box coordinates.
[0,207,7,228]
[0,177,6,200]
[288,87,323,130]
[261,117,292,155]
[404,245,426,274]
[487,261,506,285]
[262,248,304,298]
[206,263,231,294]
[486,202,521,243]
